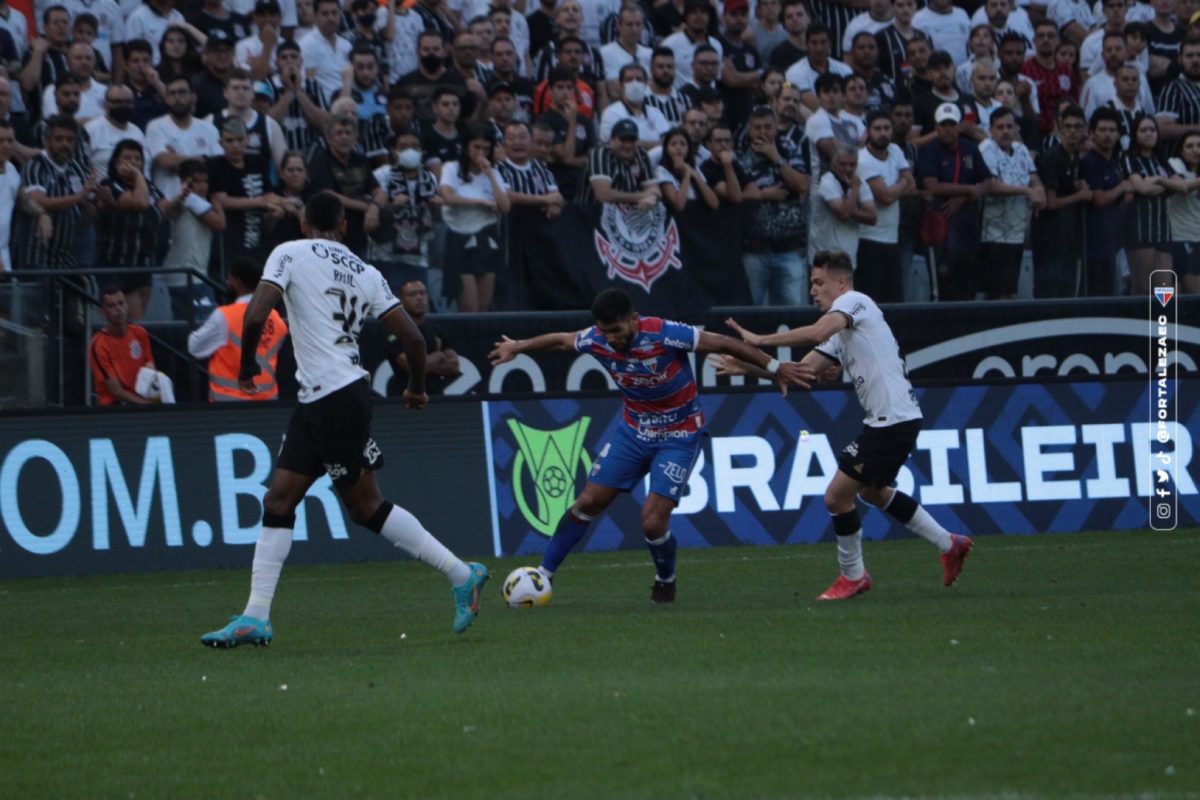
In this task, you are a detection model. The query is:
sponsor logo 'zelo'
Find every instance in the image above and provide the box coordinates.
[593,203,682,292]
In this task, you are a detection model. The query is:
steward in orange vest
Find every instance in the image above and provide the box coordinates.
[187,256,288,400]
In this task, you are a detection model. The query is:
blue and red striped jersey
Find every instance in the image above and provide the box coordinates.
[574,317,705,440]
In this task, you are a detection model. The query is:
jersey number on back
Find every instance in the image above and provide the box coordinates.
[325,287,364,348]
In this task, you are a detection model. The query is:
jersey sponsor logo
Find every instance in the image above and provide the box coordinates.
[273,254,292,278]
[129,339,142,359]
[507,418,593,537]
[324,462,348,480]
[663,335,692,350]
[594,202,683,292]
[661,461,689,484]
[310,242,367,273]
[843,441,859,458]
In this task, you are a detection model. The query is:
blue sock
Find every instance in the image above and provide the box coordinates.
[645,531,677,582]
[540,509,592,576]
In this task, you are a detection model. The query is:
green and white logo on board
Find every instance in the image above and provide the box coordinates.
[507,418,592,537]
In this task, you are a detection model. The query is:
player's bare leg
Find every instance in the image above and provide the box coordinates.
[816,470,873,601]
[343,469,489,634]
[201,468,316,647]
[642,493,680,604]
[538,482,620,580]
[859,485,972,587]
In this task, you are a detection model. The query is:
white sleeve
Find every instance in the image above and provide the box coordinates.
[818,172,843,202]
[262,244,294,291]
[235,39,254,70]
[814,333,842,363]
[365,266,402,319]
[41,84,57,116]
[186,308,229,359]
[267,117,286,166]
[858,180,874,203]
[145,120,169,159]
[805,112,832,143]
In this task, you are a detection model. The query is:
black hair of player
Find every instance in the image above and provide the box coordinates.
[591,288,634,323]
[305,190,346,233]
[812,249,854,278]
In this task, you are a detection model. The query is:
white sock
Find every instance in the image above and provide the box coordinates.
[837,531,865,580]
[379,505,471,586]
[243,526,294,620]
[905,506,953,553]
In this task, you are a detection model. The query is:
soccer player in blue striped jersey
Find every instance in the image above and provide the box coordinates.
[489,288,811,603]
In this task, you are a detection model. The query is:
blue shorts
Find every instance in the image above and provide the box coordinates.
[588,423,702,502]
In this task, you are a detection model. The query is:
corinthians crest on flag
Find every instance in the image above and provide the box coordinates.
[507,418,592,537]
[593,202,683,292]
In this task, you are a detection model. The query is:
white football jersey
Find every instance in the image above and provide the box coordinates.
[262,239,400,403]
[815,290,922,428]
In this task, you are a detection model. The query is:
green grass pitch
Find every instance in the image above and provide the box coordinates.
[2,530,1198,800]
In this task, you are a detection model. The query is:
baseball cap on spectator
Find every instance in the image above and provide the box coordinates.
[725,0,749,12]
[928,50,954,69]
[207,29,235,49]
[611,118,639,141]
[254,80,275,99]
[488,80,515,98]
[934,102,962,124]
[254,0,282,13]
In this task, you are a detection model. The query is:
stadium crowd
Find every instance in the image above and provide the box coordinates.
[1,0,1199,320]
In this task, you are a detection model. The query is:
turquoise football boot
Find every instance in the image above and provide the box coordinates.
[201,615,274,648]
[451,563,490,634]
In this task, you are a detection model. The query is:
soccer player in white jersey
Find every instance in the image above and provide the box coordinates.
[200,191,489,647]
[721,250,972,601]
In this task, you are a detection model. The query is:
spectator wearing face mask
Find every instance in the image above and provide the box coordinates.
[599,63,670,149]
[372,133,442,296]
[86,85,147,179]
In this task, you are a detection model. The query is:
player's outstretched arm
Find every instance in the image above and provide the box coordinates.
[724,313,848,349]
[697,331,815,390]
[381,305,428,409]
[237,281,284,393]
[488,332,578,364]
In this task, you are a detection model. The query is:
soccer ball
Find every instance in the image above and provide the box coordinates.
[502,566,553,608]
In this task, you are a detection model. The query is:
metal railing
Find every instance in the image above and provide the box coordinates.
[0,267,225,407]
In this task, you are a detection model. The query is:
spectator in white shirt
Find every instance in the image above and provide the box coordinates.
[978,106,1043,298]
[972,0,1035,55]
[1081,31,1156,118]
[236,0,284,81]
[599,63,671,147]
[601,5,653,99]
[42,41,107,121]
[299,0,354,98]
[662,0,723,86]
[805,72,866,182]
[955,24,998,94]
[146,75,222,198]
[913,0,972,64]
[125,0,185,64]
[842,0,894,56]
[855,108,914,301]
[786,22,854,110]
[86,85,147,178]
[810,140,876,265]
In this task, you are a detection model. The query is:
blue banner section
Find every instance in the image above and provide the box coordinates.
[488,380,1199,557]
[0,402,492,578]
